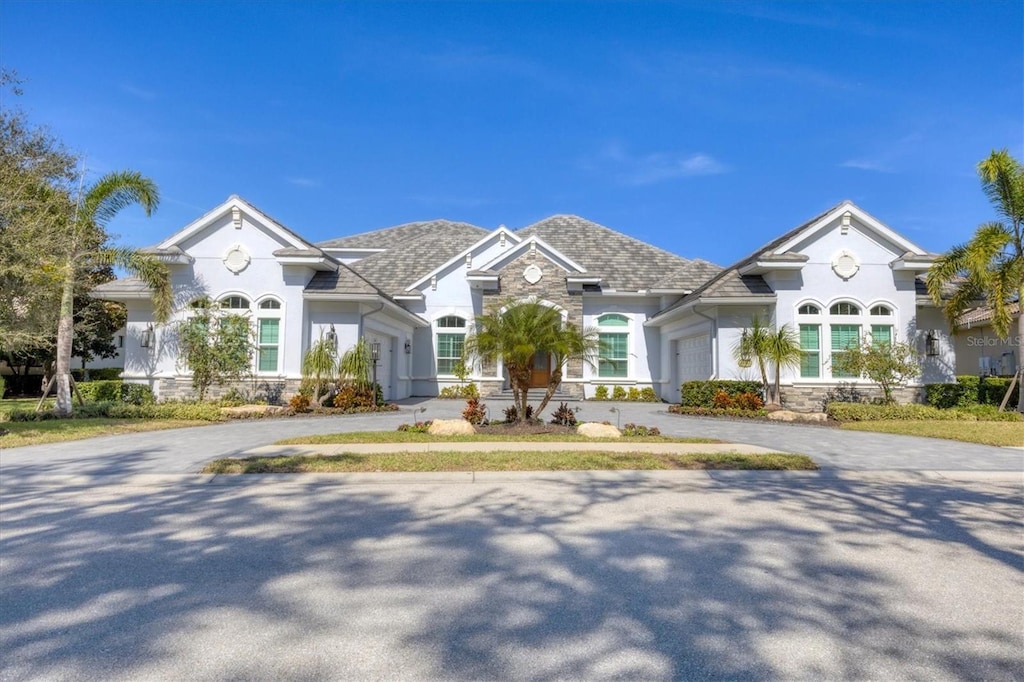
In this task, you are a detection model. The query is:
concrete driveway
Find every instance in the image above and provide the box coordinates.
[1,401,1022,680]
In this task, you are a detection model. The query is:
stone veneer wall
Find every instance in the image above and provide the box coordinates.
[781,384,925,412]
[480,248,585,383]
[156,377,302,403]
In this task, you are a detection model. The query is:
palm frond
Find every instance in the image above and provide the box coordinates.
[80,170,159,228]
[95,247,172,323]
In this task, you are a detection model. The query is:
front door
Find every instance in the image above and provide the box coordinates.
[529,351,550,388]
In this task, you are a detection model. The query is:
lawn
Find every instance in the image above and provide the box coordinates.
[203,450,818,473]
[1,418,209,447]
[277,431,721,445]
[841,420,1024,447]
[0,398,52,416]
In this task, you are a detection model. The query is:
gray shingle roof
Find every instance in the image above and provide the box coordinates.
[515,215,720,291]
[317,220,490,295]
[304,265,382,296]
[91,277,153,297]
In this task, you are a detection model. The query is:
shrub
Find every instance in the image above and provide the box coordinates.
[925,375,1021,409]
[439,383,479,399]
[638,387,659,402]
[681,380,764,408]
[593,385,609,400]
[76,380,155,405]
[0,374,5,399]
[711,390,734,409]
[289,394,311,412]
[611,386,627,401]
[734,392,764,411]
[397,421,432,433]
[333,383,377,410]
[622,423,661,437]
[108,402,225,421]
[549,402,577,426]
[462,397,487,425]
[87,368,122,381]
[826,402,1021,423]
[627,387,641,401]
[668,405,769,419]
[504,404,534,423]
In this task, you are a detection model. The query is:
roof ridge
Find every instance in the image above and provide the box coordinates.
[317,218,489,246]
[517,214,696,265]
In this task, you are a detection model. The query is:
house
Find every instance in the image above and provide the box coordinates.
[952,302,1020,378]
[92,196,957,407]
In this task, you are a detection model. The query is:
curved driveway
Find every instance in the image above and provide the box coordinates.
[1,399,1021,480]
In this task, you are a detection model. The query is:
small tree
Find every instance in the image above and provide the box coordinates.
[763,324,803,406]
[300,335,337,407]
[733,316,800,405]
[734,315,771,401]
[829,338,920,404]
[178,302,254,400]
[338,338,373,386]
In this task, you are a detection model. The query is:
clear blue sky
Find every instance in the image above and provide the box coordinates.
[3,1,1021,267]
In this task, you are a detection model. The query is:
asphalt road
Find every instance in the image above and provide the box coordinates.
[1,401,1022,680]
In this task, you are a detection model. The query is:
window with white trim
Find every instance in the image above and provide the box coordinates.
[436,315,466,375]
[830,324,860,378]
[598,314,629,378]
[220,295,250,310]
[257,299,282,373]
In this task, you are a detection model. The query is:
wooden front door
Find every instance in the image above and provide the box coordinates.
[529,351,550,388]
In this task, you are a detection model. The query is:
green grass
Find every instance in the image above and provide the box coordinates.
[0,398,53,415]
[203,450,817,473]
[277,431,721,445]
[841,420,1024,447]
[0,418,208,447]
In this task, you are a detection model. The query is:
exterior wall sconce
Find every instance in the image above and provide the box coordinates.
[370,341,381,362]
[140,324,155,349]
[925,330,940,357]
[404,339,412,354]
[325,324,337,347]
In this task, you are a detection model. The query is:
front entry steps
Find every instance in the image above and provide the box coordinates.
[484,388,581,403]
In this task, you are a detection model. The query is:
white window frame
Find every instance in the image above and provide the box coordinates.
[597,313,630,379]
[255,297,284,375]
[435,315,467,377]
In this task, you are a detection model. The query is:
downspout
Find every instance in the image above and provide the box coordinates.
[358,300,386,337]
[694,305,718,379]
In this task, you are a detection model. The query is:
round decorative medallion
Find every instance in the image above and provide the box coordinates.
[831,250,859,280]
[523,264,543,284]
[223,244,251,274]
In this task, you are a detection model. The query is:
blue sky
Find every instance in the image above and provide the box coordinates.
[2,1,1021,267]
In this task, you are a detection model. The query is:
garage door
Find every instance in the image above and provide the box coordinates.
[366,334,393,400]
[678,334,711,382]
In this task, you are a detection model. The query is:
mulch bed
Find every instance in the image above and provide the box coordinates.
[473,422,578,436]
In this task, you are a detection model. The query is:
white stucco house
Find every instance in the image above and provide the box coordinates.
[93,196,956,407]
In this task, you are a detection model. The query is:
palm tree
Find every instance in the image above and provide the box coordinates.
[535,320,600,416]
[734,315,771,401]
[52,171,170,416]
[463,298,597,421]
[763,324,803,406]
[927,149,1024,412]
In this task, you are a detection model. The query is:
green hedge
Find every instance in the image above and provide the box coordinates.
[76,380,154,405]
[0,375,5,399]
[668,405,768,419]
[7,400,225,422]
[827,402,1022,423]
[680,380,764,408]
[925,376,1020,409]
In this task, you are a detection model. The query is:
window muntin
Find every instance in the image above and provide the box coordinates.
[798,304,820,315]
[220,295,250,310]
[597,313,629,327]
[436,316,467,375]
[870,305,892,316]
[598,333,628,378]
[870,324,893,348]
[830,325,860,378]
[259,299,281,310]
[258,318,280,372]
[799,324,820,378]
[830,302,860,315]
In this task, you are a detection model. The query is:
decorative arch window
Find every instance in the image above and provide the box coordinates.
[220,295,250,310]
[830,302,860,315]
[256,298,283,373]
[868,304,894,348]
[870,305,892,316]
[598,314,629,378]
[436,315,467,375]
[798,304,820,315]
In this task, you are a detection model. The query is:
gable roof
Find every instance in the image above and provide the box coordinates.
[317,219,490,295]
[515,214,719,291]
[157,195,316,252]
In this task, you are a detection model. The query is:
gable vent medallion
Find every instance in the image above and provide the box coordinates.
[832,249,859,280]
[524,264,543,284]
[231,207,242,229]
[223,244,251,274]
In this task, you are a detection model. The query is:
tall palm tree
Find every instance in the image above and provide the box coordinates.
[763,324,803,406]
[734,315,772,401]
[927,149,1024,412]
[463,298,596,421]
[53,171,171,416]
[733,316,801,405]
[535,320,600,416]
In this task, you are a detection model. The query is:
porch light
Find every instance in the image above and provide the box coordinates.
[140,324,155,349]
[371,341,381,362]
[325,324,337,347]
[404,339,412,354]
[925,331,940,357]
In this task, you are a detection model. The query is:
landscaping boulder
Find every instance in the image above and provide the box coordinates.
[767,410,828,423]
[577,422,622,438]
[428,419,476,436]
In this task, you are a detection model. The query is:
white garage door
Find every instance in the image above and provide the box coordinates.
[678,334,711,382]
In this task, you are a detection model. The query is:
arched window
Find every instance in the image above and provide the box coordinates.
[796,304,822,377]
[868,305,894,347]
[830,302,859,315]
[870,305,892,316]
[220,295,250,310]
[436,316,467,375]
[798,304,820,315]
[256,298,283,373]
[598,314,629,378]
